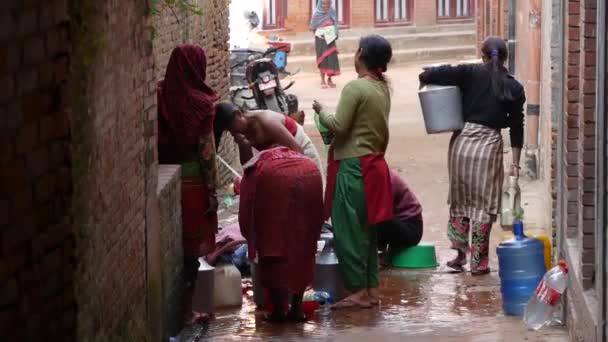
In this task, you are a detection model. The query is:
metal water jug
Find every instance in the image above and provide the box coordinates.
[314,237,347,301]
[418,84,464,134]
[497,221,546,316]
[501,176,522,229]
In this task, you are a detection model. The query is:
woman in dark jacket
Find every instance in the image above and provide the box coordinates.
[419,36,526,275]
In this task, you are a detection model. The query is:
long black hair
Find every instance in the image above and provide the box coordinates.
[213,102,240,151]
[358,35,393,83]
[481,36,513,102]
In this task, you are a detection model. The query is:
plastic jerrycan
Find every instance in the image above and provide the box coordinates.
[497,221,547,316]
[501,176,522,228]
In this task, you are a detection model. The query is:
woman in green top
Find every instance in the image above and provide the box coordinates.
[313,35,393,309]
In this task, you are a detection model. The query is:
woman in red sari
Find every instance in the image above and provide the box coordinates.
[157,45,219,325]
[215,104,324,322]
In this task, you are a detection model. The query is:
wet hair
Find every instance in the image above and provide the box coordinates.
[214,102,240,150]
[481,36,513,101]
[358,35,393,82]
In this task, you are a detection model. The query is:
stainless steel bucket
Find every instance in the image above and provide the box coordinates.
[418,84,464,134]
[314,239,347,301]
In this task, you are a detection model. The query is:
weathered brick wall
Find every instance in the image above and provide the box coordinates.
[415,0,438,26]
[576,0,596,289]
[69,0,153,339]
[0,0,75,340]
[560,0,597,290]
[152,0,239,185]
[157,165,183,339]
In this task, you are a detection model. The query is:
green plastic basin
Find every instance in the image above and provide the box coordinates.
[390,242,439,269]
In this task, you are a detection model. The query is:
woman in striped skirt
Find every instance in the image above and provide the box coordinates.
[419,37,526,275]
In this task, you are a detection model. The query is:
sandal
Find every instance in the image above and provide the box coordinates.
[446,259,465,273]
[330,298,372,310]
[321,83,329,89]
[471,268,491,276]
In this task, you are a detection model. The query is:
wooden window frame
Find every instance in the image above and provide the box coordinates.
[263,0,286,30]
[437,0,475,23]
[374,0,414,27]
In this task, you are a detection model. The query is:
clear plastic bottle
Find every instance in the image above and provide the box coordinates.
[523,260,569,330]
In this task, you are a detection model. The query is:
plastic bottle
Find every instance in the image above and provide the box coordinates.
[501,176,522,228]
[523,260,569,330]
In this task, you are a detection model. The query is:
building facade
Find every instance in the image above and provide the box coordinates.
[255,0,475,35]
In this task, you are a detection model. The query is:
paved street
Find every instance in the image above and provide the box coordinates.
[185,64,569,341]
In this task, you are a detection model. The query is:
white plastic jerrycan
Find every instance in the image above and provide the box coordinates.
[501,176,522,229]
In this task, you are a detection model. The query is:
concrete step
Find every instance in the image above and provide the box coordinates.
[291,29,476,56]
[285,23,476,41]
[288,45,477,73]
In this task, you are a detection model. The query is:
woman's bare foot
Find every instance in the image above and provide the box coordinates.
[184,311,211,326]
[331,290,372,310]
[368,288,380,305]
[321,82,329,89]
[327,78,337,88]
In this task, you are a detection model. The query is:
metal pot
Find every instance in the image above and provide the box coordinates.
[418,84,464,134]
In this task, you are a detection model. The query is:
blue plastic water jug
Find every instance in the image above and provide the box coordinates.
[496,221,546,316]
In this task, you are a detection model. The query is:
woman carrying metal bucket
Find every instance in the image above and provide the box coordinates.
[418,37,526,275]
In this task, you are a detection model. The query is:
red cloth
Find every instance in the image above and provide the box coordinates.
[324,149,393,225]
[181,177,218,256]
[158,44,218,161]
[239,148,323,293]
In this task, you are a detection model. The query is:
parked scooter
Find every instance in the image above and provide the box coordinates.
[230,47,300,116]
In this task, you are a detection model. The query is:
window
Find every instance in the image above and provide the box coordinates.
[437,0,474,21]
[263,0,286,30]
[311,0,351,27]
[375,0,412,25]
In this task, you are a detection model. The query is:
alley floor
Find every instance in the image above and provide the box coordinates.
[184,63,569,341]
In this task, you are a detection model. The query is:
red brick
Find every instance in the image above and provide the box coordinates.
[24,35,46,66]
[26,147,49,178]
[569,15,581,28]
[34,173,54,204]
[22,92,53,124]
[584,66,597,79]
[582,193,595,206]
[584,23,596,37]
[583,38,596,51]
[568,90,580,102]
[567,127,579,139]
[568,27,580,39]
[583,9,596,23]
[18,67,38,94]
[568,66,580,77]
[568,53,581,65]
[583,51,596,66]
[583,80,596,94]
[583,150,596,164]
[583,94,596,109]
[569,2,581,14]
[568,40,580,52]
[567,152,578,164]
[584,122,596,135]
[0,159,27,195]
[583,165,595,178]
[18,9,38,37]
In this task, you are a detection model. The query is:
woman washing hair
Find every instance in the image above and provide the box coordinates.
[313,35,393,309]
[419,36,526,275]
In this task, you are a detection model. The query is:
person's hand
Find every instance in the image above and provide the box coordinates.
[232,133,250,147]
[509,164,520,177]
[312,100,323,114]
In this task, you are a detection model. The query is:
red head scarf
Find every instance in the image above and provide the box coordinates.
[158,44,218,162]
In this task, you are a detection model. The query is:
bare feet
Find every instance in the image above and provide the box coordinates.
[327,78,337,88]
[330,290,372,310]
[321,82,329,89]
[368,288,380,306]
[184,311,211,326]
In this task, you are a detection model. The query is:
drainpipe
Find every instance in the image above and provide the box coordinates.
[508,0,516,73]
[523,0,541,180]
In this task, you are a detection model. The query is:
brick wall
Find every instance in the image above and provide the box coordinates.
[560,0,597,290]
[157,165,183,339]
[152,0,239,186]
[70,0,153,339]
[576,0,596,289]
[0,0,75,340]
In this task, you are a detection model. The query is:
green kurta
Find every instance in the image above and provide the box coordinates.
[318,78,391,160]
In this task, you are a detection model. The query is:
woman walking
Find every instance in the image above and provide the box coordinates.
[311,0,341,88]
[157,45,219,325]
[419,36,526,275]
[313,35,393,309]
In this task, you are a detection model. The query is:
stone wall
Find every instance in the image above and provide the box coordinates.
[0,0,75,340]
[157,165,183,339]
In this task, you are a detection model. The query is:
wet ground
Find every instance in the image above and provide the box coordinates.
[184,64,569,341]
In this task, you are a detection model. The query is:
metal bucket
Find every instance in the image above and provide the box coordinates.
[418,84,464,134]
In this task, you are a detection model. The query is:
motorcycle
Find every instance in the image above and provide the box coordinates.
[229,47,301,120]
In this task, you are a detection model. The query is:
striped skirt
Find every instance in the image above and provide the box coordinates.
[448,122,504,224]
